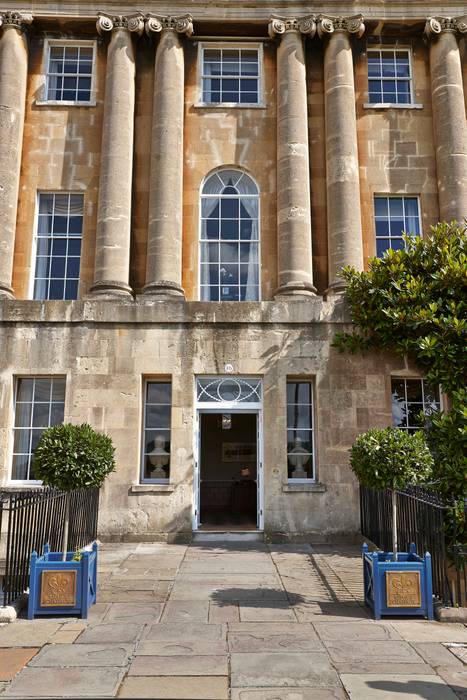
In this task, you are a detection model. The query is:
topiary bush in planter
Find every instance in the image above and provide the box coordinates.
[28,423,115,619]
[350,427,435,619]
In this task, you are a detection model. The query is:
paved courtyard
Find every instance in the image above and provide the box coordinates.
[0,541,466,698]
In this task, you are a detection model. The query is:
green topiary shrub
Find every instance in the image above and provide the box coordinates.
[34,423,116,560]
[350,427,434,559]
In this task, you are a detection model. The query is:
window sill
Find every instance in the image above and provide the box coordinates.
[34,100,97,108]
[4,482,44,491]
[363,103,423,110]
[193,102,266,110]
[282,482,327,493]
[130,484,175,494]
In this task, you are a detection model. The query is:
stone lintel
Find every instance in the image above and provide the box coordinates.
[96,11,145,36]
[145,14,193,37]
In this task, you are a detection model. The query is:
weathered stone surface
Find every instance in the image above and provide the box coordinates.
[228,623,322,652]
[209,601,240,623]
[77,623,143,644]
[231,690,348,700]
[104,603,163,623]
[0,621,61,647]
[239,601,297,622]
[136,640,228,656]
[389,622,467,643]
[436,667,467,696]
[161,600,209,622]
[324,640,423,664]
[231,652,340,688]
[340,673,458,699]
[28,643,133,667]
[4,667,124,697]
[117,676,229,699]
[314,621,401,641]
[0,647,39,681]
[414,643,467,668]
[143,622,226,642]
[129,655,228,676]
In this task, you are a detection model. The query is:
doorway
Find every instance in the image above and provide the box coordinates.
[198,412,258,530]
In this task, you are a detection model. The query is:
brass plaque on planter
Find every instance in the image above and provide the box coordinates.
[40,570,77,607]
[386,571,421,608]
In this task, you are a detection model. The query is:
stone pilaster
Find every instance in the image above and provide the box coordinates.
[90,12,144,299]
[269,16,317,298]
[0,12,32,299]
[425,16,467,222]
[143,15,193,299]
[317,15,365,295]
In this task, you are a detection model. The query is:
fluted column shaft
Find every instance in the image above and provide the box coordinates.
[319,15,365,294]
[269,16,316,298]
[0,13,32,299]
[90,13,143,298]
[144,15,193,298]
[425,16,467,222]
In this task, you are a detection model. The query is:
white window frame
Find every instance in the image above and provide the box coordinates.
[140,379,173,485]
[196,42,264,108]
[29,191,84,301]
[10,375,66,485]
[373,194,421,258]
[364,47,422,109]
[37,38,97,106]
[286,379,316,483]
[391,376,442,433]
[198,168,261,303]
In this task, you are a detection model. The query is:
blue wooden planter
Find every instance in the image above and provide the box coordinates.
[28,541,97,619]
[362,542,434,620]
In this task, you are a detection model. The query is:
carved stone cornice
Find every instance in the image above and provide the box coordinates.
[0,11,33,31]
[145,14,193,37]
[317,14,365,39]
[424,15,467,39]
[268,15,317,39]
[96,12,145,36]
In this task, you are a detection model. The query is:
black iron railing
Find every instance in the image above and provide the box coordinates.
[0,488,99,607]
[360,485,465,606]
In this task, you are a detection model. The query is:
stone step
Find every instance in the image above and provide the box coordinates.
[192,530,264,543]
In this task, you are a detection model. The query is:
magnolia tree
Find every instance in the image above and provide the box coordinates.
[34,423,116,561]
[350,427,434,560]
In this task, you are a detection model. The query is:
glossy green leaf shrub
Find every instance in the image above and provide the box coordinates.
[34,423,116,491]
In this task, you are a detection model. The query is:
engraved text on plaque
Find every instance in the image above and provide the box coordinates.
[40,570,77,607]
[386,570,421,607]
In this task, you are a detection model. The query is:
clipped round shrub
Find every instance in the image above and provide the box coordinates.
[350,427,433,492]
[34,423,116,491]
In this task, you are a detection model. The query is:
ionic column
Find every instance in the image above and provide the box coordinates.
[0,12,32,299]
[143,15,193,298]
[318,15,365,295]
[425,16,467,222]
[90,12,144,299]
[269,16,317,298]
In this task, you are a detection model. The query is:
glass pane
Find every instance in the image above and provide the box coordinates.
[50,257,66,278]
[376,239,390,257]
[145,429,171,453]
[66,257,80,278]
[390,237,404,251]
[406,379,423,402]
[65,280,79,300]
[202,200,219,218]
[220,242,238,263]
[404,198,419,217]
[12,454,29,480]
[287,430,313,454]
[221,198,239,218]
[31,429,44,451]
[424,383,440,406]
[287,382,311,405]
[207,242,219,263]
[375,219,390,236]
[146,382,171,404]
[52,216,68,235]
[220,286,239,301]
[50,403,65,425]
[205,219,219,240]
[34,279,48,300]
[407,404,424,427]
[39,194,55,216]
[220,220,238,240]
[49,279,65,300]
[381,57,396,77]
[68,239,81,255]
[390,219,404,236]
[220,264,238,284]
[146,404,171,430]
[288,454,313,479]
[16,378,33,403]
[389,198,404,216]
[32,402,50,427]
[52,378,66,402]
[240,220,253,240]
[14,403,31,427]
[374,198,388,218]
[34,379,52,402]
[52,239,67,256]
[287,404,312,430]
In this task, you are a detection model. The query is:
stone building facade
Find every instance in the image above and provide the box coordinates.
[0,1,465,541]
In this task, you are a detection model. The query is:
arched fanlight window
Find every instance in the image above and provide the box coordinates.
[200,169,260,301]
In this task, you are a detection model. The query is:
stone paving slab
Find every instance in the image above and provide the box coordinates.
[413,642,467,668]
[161,600,210,622]
[0,621,62,648]
[209,601,240,622]
[77,622,143,644]
[4,667,125,698]
[230,652,340,688]
[239,601,297,622]
[323,639,424,664]
[231,689,349,700]
[333,662,437,675]
[340,673,458,699]
[28,643,133,667]
[117,676,229,698]
[228,623,323,652]
[313,620,402,641]
[135,639,228,656]
[436,667,467,698]
[0,648,39,681]
[103,603,163,623]
[97,589,161,603]
[389,621,467,643]
[143,622,226,641]
[128,654,229,676]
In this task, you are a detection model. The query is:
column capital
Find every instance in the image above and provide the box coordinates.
[0,11,33,31]
[96,12,145,36]
[268,15,316,39]
[317,14,365,39]
[424,16,467,39]
[145,14,193,37]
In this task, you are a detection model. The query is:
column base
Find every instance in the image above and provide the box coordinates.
[88,280,134,300]
[0,282,15,300]
[324,280,348,300]
[274,281,317,299]
[142,281,185,299]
